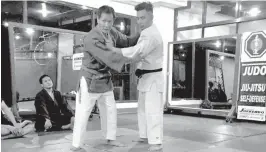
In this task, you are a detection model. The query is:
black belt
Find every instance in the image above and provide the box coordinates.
[135,68,162,78]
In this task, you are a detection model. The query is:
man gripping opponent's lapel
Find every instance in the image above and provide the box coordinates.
[71,5,139,151]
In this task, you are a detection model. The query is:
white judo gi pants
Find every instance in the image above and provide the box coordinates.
[72,77,117,148]
[138,82,164,145]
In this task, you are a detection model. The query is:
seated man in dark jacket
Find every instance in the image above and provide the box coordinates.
[34,74,74,132]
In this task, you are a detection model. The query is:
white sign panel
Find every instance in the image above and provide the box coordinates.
[237,106,266,121]
[237,30,266,122]
[72,53,84,70]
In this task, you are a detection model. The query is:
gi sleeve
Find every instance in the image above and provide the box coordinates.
[34,94,50,120]
[111,27,140,48]
[121,34,158,62]
[83,34,130,72]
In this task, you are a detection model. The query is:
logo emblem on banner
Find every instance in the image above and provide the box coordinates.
[244,31,266,58]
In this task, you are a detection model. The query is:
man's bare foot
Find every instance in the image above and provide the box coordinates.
[20,120,32,128]
[148,144,163,151]
[132,138,148,143]
[61,124,71,130]
[106,140,126,147]
[70,146,83,151]
[1,133,23,140]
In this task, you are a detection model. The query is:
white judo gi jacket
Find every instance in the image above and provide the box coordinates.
[122,24,164,92]
[121,24,164,145]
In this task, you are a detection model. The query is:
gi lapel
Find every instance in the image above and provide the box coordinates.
[43,89,58,106]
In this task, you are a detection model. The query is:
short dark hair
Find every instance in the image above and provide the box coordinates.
[39,74,50,84]
[97,5,116,19]
[209,81,213,87]
[135,2,153,13]
[16,91,20,101]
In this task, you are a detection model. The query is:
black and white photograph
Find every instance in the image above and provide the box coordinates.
[1,1,266,152]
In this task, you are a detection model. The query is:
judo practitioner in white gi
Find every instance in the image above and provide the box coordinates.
[71,5,139,151]
[108,2,164,151]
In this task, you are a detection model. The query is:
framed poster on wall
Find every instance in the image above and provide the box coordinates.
[72,53,84,70]
[237,31,266,121]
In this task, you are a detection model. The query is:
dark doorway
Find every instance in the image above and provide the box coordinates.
[1,25,12,107]
[172,43,193,99]
[194,43,207,100]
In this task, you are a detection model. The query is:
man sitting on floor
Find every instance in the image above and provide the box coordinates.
[34,74,74,132]
[1,100,33,139]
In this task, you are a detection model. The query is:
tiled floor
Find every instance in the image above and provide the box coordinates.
[17,101,137,116]
[2,113,266,152]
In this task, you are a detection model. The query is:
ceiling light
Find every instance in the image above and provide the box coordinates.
[42,3,48,17]
[215,41,221,48]
[235,4,242,11]
[82,5,88,9]
[26,28,34,35]
[220,56,224,60]
[248,8,261,17]
[225,48,228,51]
[120,22,125,31]
[179,45,183,49]
[15,35,20,40]
[37,3,51,17]
[47,53,53,58]
[4,22,9,27]
[235,5,238,11]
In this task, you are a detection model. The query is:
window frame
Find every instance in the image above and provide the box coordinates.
[174,1,266,41]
